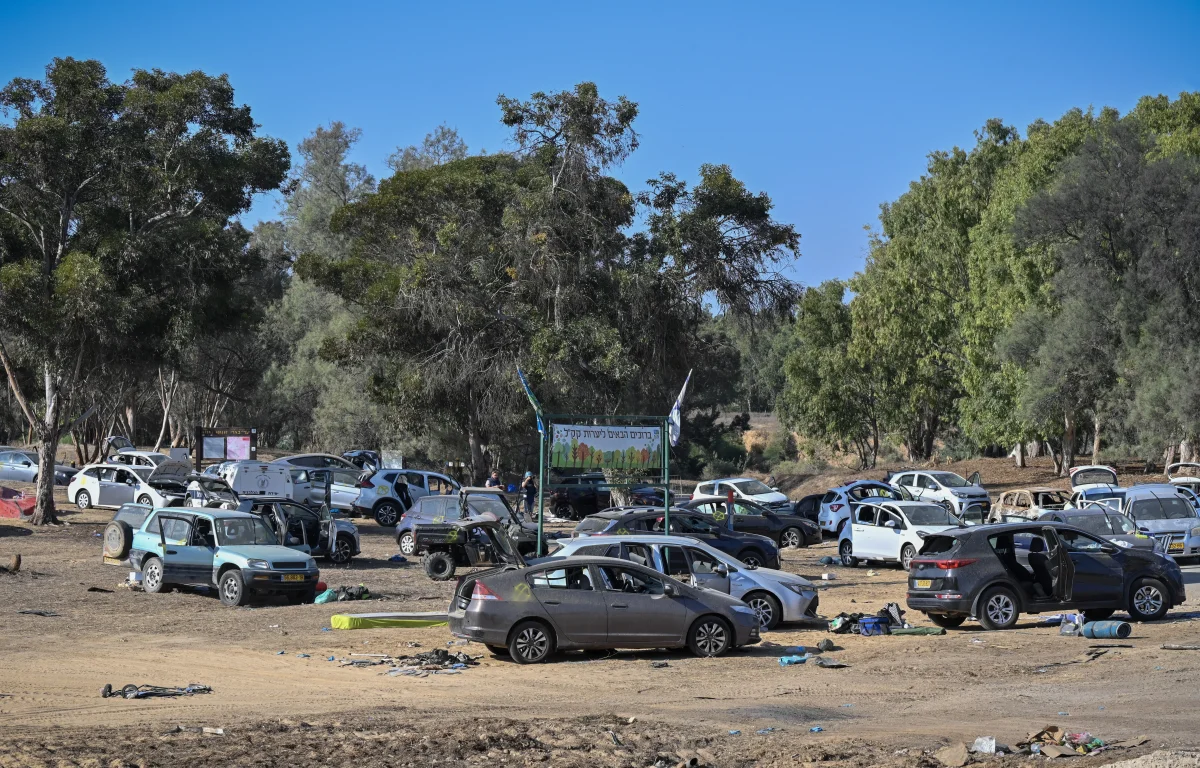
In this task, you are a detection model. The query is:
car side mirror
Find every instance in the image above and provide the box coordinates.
[1100,543,1120,555]
[714,563,729,576]
[662,583,677,597]
[884,520,897,529]
[287,536,301,545]
[22,461,32,467]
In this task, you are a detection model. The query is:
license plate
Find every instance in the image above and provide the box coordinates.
[103,556,122,565]
[1169,542,1184,553]
[915,579,932,589]
[282,574,305,582]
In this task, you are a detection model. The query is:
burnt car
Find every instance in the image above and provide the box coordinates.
[573,507,781,569]
[549,473,673,520]
[907,522,1185,630]
[678,497,820,549]
[449,555,761,663]
[403,487,561,560]
[238,497,361,565]
[415,517,525,580]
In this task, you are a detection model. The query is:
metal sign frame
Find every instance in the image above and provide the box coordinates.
[192,426,257,472]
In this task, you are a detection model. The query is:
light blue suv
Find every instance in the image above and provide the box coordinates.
[102,506,320,606]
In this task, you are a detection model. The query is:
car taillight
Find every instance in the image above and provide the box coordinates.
[358,474,375,489]
[914,559,977,570]
[472,582,501,601]
[830,503,844,513]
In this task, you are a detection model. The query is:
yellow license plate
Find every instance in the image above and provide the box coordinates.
[915,579,932,589]
[1169,542,1184,553]
[282,574,305,582]
[103,556,122,565]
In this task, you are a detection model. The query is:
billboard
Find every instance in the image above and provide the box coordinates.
[550,424,662,470]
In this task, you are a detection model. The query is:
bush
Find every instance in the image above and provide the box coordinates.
[701,458,740,480]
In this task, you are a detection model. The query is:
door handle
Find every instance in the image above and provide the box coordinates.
[166,550,178,555]
[611,603,628,609]
[542,600,560,605]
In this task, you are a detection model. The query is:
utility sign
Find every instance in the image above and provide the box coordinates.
[549,424,662,470]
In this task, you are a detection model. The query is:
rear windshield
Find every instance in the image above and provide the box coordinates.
[113,504,151,529]
[821,491,837,503]
[575,517,612,533]
[919,535,959,555]
[1073,468,1117,487]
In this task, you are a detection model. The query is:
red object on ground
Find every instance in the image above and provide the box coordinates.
[0,486,35,519]
[316,581,327,592]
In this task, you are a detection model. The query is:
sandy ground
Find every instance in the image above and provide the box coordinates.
[2,463,1200,766]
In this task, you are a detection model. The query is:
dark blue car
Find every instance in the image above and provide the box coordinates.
[572,507,781,569]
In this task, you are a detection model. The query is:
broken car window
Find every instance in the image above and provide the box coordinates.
[598,566,664,595]
[530,566,593,591]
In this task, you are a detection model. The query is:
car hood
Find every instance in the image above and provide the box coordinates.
[749,491,789,505]
[223,544,312,562]
[130,459,191,484]
[739,566,814,590]
[1135,519,1197,534]
[912,524,961,535]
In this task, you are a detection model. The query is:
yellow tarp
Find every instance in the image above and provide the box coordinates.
[330,612,449,630]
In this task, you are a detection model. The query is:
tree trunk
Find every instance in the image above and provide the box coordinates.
[466,420,487,485]
[31,436,61,525]
[1164,443,1176,470]
[1063,413,1077,475]
[1014,441,1026,468]
[152,369,177,453]
[1047,440,1064,475]
[1093,414,1102,458]
[1181,440,1193,464]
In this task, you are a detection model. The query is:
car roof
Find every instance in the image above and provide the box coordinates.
[832,480,890,490]
[936,521,1076,538]
[1008,487,1068,493]
[1044,507,1107,517]
[1123,484,1181,497]
[561,534,702,547]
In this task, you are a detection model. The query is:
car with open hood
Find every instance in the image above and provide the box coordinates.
[1115,485,1200,561]
[988,487,1070,523]
[839,501,966,570]
[907,521,1186,630]
[547,534,819,629]
[1166,463,1200,500]
[69,458,190,510]
[185,474,241,509]
[1066,465,1124,510]
[818,480,912,536]
[571,507,781,569]
[100,506,320,606]
[448,555,761,663]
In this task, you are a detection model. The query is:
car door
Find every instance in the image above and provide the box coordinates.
[528,565,609,644]
[1055,527,1123,604]
[730,501,773,538]
[897,474,921,498]
[595,563,688,645]
[157,515,216,585]
[875,507,907,561]
[287,469,315,506]
[849,505,881,557]
[1041,527,1077,603]
[327,469,360,510]
[684,545,731,593]
[0,452,14,482]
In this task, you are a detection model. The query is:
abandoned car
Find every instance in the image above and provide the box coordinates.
[888,470,990,516]
[678,497,820,549]
[839,501,964,570]
[69,459,190,509]
[238,497,361,565]
[818,480,911,536]
[988,487,1070,523]
[572,507,782,569]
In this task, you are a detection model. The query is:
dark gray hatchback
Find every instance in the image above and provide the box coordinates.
[907,522,1186,630]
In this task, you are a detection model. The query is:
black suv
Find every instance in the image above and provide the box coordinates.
[572,507,781,569]
[549,473,672,520]
[678,498,821,549]
[907,522,1186,630]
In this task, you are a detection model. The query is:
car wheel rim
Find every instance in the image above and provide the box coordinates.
[144,562,161,589]
[902,548,914,569]
[378,506,398,525]
[138,496,151,505]
[78,492,89,509]
[986,594,1015,625]
[515,628,547,660]
[1134,585,1163,615]
[221,577,239,602]
[783,530,800,548]
[400,535,415,555]
[696,621,727,654]
[840,542,853,565]
[333,539,351,563]
[742,554,761,568]
[748,598,773,628]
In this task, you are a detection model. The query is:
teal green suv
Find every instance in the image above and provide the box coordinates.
[102,505,321,606]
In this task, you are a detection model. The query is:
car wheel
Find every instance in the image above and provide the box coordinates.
[780,527,804,549]
[1128,578,1169,622]
[398,531,417,556]
[136,494,153,506]
[839,539,858,567]
[508,620,554,664]
[977,585,1020,630]
[744,591,782,630]
[142,557,170,594]
[102,521,134,559]
[374,502,401,527]
[218,569,249,607]
[328,535,354,565]
[900,544,917,570]
[75,490,92,510]
[423,551,456,581]
[288,587,317,604]
[553,502,573,520]
[1083,608,1114,623]
[687,616,732,657]
[737,549,764,569]
[926,612,966,629]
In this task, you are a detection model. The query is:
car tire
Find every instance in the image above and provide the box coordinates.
[328,535,354,565]
[926,612,966,629]
[780,527,804,549]
[744,591,783,630]
[687,615,733,657]
[423,551,456,581]
[1128,577,1169,622]
[398,531,417,557]
[136,494,153,506]
[374,501,402,527]
[508,620,554,664]
[142,557,169,594]
[900,544,917,570]
[736,549,764,569]
[218,569,249,607]
[102,521,134,559]
[553,501,573,520]
[289,587,317,604]
[1083,608,1115,623]
[76,490,92,510]
[839,539,858,567]
[977,585,1020,630]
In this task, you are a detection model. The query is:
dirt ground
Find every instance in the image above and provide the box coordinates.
[2,464,1200,767]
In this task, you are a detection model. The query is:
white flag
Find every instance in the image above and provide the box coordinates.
[668,369,692,447]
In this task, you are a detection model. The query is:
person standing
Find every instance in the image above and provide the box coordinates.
[485,470,502,488]
[521,471,537,518]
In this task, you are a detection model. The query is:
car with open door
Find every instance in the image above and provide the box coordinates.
[100,506,320,606]
[906,521,1185,630]
[839,501,964,570]
[572,507,782,569]
[69,459,190,510]
[1066,465,1123,510]
[818,480,912,536]
[238,497,360,565]
[548,534,819,629]
[448,555,761,663]
[414,517,527,581]
[401,487,555,561]
[679,497,820,549]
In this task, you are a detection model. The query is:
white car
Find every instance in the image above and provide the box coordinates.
[69,458,191,510]
[1166,463,1200,497]
[106,450,173,469]
[888,470,989,515]
[817,480,909,536]
[838,501,963,570]
[1065,465,1124,510]
[691,478,792,513]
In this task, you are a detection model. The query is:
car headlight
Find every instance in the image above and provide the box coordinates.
[784,583,813,595]
[952,491,968,498]
[247,559,268,569]
[731,605,756,615]
[1191,526,1200,537]
[307,559,317,569]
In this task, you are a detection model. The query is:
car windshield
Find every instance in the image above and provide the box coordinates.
[216,517,279,546]
[904,504,960,526]
[929,472,970,488]
[732,480,773,495]
[1065,514,1113,536]
[1073,468,1117,487]
[575,517,612,533]
[1135,497,1197,520]
[465,495,513,519]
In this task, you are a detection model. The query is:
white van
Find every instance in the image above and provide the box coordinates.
[222,461,293,500]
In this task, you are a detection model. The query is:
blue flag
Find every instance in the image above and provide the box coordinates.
[668,369,692,447]
[517,367,544,435]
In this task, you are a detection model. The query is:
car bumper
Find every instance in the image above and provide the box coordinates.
[242,568,320,592]
[730,610,762,646]
[778,588,820,622]
[449,603,520,646]
[906,592,973,616]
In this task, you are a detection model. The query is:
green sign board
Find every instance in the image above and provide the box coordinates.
[550,424,662,470]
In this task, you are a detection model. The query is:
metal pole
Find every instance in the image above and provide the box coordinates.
[662,420,670,532]
[536,425,546,557]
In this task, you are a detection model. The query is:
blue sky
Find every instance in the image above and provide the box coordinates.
[2,1,1197,287]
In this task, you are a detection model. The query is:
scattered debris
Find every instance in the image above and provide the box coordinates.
[779,654,810,666]
[1082,620,1131,639]
[816,638,836,652]
[650,661,670,669]
[755,727,776,735]
[162,726,225,736]
[86,586,113,593]
[934,741,970,767]
[3,554,20,573]
[388,554,408,563]
[276,651,285,655]
[971,736,1001,754]
[607,730,622,746]
[296,653,310,658]
[728,730,741,736]
[330,611,448,630]
[16,609,57,617]
[865,570,878,576]
[809,726,824,733]
[405,641,422,648]
[821,572,837,580]
[1162,644,1200,651]
[819,556,836,565]
[101,683,213,699]
[891,626,945,636]
[1020,724,1147,757]
[813,657,849,669]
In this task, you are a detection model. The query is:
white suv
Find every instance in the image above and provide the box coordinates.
[691,478,792,513]
[817,481,909,536]
[838,501,963,570]
[889,470,989,516]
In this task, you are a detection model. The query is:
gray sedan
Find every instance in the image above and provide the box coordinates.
[448,556,761,663]
[1038,507,1155,552]
[0,449,77,486]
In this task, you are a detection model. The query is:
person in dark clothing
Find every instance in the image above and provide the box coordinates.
[521,471,537,517]
[485,471,502,488]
